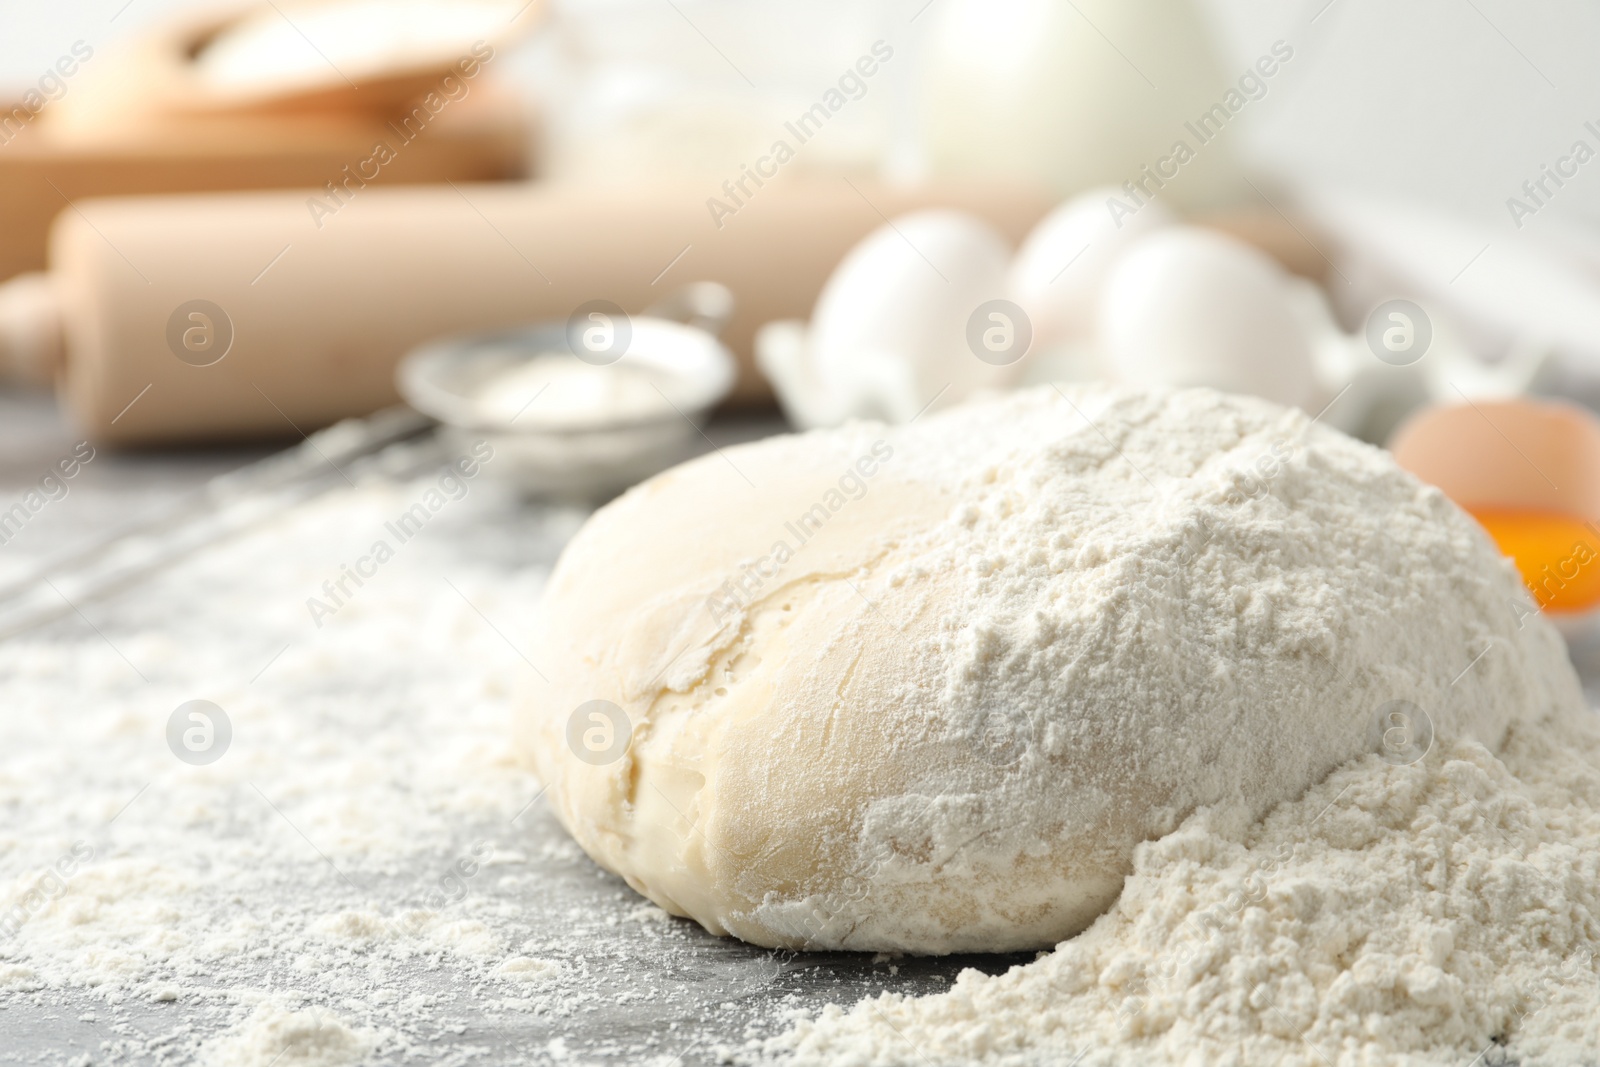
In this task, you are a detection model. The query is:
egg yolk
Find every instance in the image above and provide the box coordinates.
[1468,507,1600,614]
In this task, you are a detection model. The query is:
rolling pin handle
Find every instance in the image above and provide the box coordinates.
[0,273,65,387]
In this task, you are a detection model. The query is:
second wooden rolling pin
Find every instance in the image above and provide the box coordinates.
[0,179,1056,445]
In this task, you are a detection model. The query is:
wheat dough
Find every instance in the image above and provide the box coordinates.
[518,385,1576,954]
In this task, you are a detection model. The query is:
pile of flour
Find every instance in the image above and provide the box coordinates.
[755,390,1600,1065]
[770,712,1600,1065]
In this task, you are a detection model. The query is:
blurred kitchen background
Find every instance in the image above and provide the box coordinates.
[5,0,1600,632]
[9,0,1599,217]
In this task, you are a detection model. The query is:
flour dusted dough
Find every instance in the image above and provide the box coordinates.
[519,386,1576,954]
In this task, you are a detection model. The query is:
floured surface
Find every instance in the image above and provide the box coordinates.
[0,427,1019,1066]
[4,410,1599,1066]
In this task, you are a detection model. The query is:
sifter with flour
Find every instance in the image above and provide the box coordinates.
[397,282,738,499]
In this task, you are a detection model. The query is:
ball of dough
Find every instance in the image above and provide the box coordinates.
[517,385,1577,954]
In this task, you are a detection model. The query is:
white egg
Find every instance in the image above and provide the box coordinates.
[1008,186,1173,350]
[1097,226,1315,408]
[810,210,1014,421]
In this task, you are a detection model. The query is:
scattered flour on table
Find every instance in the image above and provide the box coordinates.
[0,469,636,1064]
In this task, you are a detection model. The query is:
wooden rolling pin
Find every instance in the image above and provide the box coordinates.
[0,178,1056,445]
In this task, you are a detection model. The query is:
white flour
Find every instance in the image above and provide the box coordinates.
[770,713,1600,1065]
[475,356,674,429]
[197,1003,380,1067]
